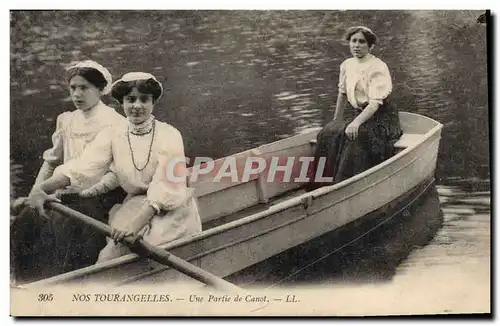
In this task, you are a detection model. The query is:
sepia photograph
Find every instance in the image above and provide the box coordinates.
[9,8,491,316]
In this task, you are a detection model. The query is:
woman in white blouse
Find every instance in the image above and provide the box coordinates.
[28,72,202,263]
[308,26,402,189]
[12,60,127,283]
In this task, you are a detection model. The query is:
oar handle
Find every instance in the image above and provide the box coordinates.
[137,240,243,292]
[48,202,243,293]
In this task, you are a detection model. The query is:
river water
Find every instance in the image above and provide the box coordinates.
[10,10,490,311]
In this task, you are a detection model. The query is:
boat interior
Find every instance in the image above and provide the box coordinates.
[191,112,432,231]
[19,112,441,287]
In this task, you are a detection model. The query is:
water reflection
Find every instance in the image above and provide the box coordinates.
[9,10,490,285]
[10,10,488,198]
[391,11,489,184]
[226,178,490,286]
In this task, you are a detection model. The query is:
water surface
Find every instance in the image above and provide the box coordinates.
[10,11,490,298]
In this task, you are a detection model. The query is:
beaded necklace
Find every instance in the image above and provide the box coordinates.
[127,120,156,171]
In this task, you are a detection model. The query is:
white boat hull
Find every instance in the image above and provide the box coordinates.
[23,112,443,289]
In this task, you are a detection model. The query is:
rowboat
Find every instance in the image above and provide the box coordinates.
[20,111,443,289]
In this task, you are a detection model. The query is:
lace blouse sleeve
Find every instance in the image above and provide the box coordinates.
[42,112,69,167]
[55,128,114,189]
[338,61,347,94]
[147,127,191,212]
[367,60,393,106]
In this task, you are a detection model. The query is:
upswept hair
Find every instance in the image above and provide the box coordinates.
[343,26,378,47]
[66,67,108,91]
[111,78,163,104]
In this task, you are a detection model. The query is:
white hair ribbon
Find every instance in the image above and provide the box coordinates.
[66,60,113,95]
[111,72,164,99]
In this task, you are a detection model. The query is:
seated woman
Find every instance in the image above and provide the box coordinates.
[308,26,402,190]
[28,72,202,263]
[11,60,126,283]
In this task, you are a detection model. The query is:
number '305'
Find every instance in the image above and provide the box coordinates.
[38,294,54,302]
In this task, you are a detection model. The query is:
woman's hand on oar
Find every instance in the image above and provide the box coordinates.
[49,202,245,293]
[110,228,135,244]
[27,188,61,219]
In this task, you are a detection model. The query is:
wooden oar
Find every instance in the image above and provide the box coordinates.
[48,202,244,293]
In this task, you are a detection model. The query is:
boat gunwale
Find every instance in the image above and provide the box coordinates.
[117,172,438,286]
[311,113,443,197]
[21,112,443,288]
[115,139,440,286]
[157,112,444,247]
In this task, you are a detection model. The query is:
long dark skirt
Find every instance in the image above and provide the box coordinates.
[11,187,126,284]
[307,100,402,190]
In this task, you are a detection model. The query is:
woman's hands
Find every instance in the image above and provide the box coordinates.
[109,202,156,245]
[79,178,114,198]
[110,228,135,244]
[345,121,361,140]
[79,185,101,198]
[345,103,379,141]
[27,187,61,218]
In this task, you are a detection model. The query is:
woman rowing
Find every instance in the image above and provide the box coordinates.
[11,60,127,283]
[27,72,202,263]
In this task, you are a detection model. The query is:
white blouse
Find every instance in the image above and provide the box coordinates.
[56,120,192,212]
[338,54,393,109]
[43,101,126,165]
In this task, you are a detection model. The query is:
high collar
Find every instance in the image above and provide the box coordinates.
[128,115,155,135]
[80,100,105,119]
[353,52,374,64]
